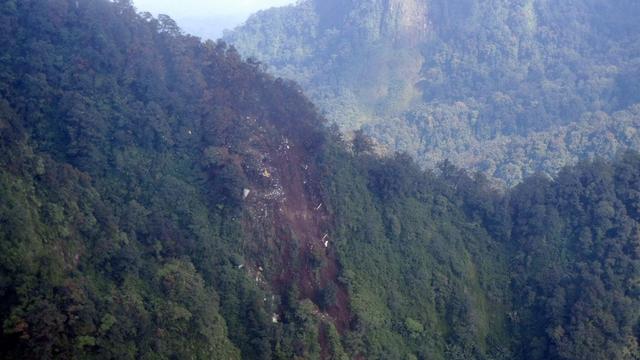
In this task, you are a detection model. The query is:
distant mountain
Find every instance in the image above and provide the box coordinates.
[1,1,639,359]
[225,0,640,186]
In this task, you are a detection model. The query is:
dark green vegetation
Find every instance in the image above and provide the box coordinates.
[225,0,640,186]
[0,0,639,359]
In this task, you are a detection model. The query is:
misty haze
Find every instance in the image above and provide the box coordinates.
[1,1,639,359]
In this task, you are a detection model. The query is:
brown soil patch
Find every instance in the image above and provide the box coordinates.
[241,125,353,336]
[267,136,352,332]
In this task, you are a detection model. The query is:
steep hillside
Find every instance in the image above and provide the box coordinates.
[1,1,639,359]
[0,0,506,358]
[225,0,640,186]
[0,0,341,357]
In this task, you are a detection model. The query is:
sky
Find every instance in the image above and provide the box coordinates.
[133,0,296,39]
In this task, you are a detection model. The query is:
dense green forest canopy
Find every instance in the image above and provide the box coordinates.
[225,0,640,186]
[0,0,639,359]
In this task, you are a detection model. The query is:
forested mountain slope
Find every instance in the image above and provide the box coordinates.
[0,1,639,359]
[225,0,640,186]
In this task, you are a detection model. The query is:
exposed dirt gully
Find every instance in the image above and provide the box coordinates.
[241,128,352,344]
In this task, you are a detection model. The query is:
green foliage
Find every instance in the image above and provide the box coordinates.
[0,0,321,358]
[319,130,640,359]
[318,140,512,359]
[1,1,639,359]
[226,0,640,186]
[509,152,640,360]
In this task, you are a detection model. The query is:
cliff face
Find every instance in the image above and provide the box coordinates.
[383,0,429,43]
[316,0,429,44]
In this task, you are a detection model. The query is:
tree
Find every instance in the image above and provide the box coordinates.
[352,129,374,154]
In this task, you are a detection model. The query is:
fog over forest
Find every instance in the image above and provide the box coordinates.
[1,1,639,359]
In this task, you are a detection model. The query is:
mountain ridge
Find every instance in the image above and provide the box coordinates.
[0,0,639,359]
[225,0,640,186]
